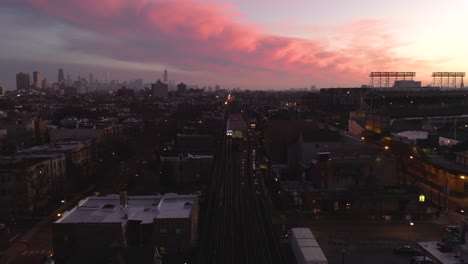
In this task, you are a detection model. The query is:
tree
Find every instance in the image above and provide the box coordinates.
[26,165,51,218]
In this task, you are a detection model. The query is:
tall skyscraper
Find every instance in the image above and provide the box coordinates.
[67,74,71,86]
[16,72,31,91]
[42,78,48,89]
[33,71,42,89]
[58,68,65,83]
[152,80,169,97]
[163,69,168,83]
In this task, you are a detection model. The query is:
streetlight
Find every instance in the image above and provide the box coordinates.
[409,222,414,243]
[61,199,67,212]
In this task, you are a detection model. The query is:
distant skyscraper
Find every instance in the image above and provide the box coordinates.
[58,68,65,83]
[89,73,94,84]
[177,82,187,93]
[67,74,71,86]
[33,71,42,89]
[152,80,169,97]
[106,72,109,83]
[16,72,31,91]
[42,78,48,89]
[163,69,168,83]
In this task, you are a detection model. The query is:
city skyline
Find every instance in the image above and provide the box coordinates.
[0,0,467,90]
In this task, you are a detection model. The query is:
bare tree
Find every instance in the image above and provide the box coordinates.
[26,164,51,218]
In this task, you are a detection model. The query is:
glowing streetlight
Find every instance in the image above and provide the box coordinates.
[384,146,389,150]
[409,155,414,160]
[409,222,414,242]
[57,213,62,217]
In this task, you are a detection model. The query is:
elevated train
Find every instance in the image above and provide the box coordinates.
[226,113,248,139]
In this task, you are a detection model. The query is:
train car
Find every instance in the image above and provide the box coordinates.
[226,114,247,139]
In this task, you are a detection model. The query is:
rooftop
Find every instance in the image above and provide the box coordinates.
[394,130,459,146]
[21,141,90,153]
[56,193,197,225]
[301,129,342,143]
[418,241,468,264]
[291,228,315,239]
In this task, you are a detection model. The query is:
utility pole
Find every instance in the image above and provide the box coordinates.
[445,176,449,212]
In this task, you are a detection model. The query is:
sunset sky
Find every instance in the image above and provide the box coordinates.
[0,0,467,90]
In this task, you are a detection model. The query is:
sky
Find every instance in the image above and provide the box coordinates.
[0,0,467,90]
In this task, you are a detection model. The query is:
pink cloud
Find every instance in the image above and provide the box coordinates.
[3,0,432,88]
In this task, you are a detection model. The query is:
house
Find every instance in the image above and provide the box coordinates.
[53,193,199,264]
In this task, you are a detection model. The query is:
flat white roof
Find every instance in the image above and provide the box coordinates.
[418,241,467,264]
[394,130,459,146]
[291,228,315,239]
[56,194,197,224]
[297,238,320,247]
[156,193,197,219]
[301,246,327,262]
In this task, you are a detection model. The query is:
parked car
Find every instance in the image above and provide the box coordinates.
[393,245,422,256]
[454,205,465,215]
[438,243,454,253]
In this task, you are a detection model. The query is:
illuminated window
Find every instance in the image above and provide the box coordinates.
[160,246,168,254]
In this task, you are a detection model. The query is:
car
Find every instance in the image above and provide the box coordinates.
[444,225,460,234]
[438,243,454,253]
[393,245,422,256]
[41,253,54,264]
[455,206,465,214]
[281,230,291,239]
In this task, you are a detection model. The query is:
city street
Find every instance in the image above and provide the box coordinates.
[1,185,95,264]
[3,218,53,264]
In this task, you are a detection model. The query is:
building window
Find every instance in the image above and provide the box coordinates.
[175,228,182,234]
[159,246,168,254]
[160,228,168,234]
